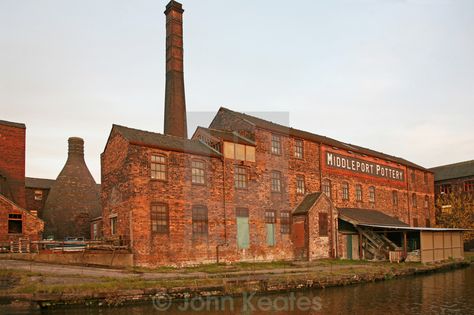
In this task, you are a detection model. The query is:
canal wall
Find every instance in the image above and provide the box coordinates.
[0,259,471,310]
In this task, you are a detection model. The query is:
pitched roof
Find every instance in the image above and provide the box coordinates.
[217,107,428,171]
[0,119,26,129]
[193,126,255,146]
[112,124,222,157]
[25,177,56,189]
[429,160,474,182]
[339,208,409,227]
[293,192,323,215]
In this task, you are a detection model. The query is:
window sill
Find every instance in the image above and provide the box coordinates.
[150,179,168,183]
[191,182,206,187]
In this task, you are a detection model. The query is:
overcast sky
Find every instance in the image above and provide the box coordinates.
[1,0,473,183]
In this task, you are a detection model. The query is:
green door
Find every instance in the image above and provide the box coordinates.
[347,235,353,260]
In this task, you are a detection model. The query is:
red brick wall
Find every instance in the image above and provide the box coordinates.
[25,187,50,217]
[0,195,44,244]
[0,123,26,208]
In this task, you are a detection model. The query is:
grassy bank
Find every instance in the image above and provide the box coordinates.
[0,257,471,308]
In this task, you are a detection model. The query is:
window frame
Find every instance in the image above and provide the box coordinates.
[8,214,23,234]
[355,184,362,202]
[271,134,282,155]
[34,190,43,201]
[412,193,417,208]
[392,190,398,207]
[151,203,169,234]
[369,186,376,204]
[322,179,332,198]
[280,211,291,234]
[110,216,117,236]
[296,175,305,195]
[319,212,328,237]
[151,154,167,181]
[424,196,429,209]
[271,171,282,193]
[234,165,249,189]
[192,205,209,237]
[294,139,304,159]
[464,180,474,192]
[342,182,349,201]
[191,159,206,185]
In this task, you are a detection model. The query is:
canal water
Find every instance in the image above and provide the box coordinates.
[5,265,474,315]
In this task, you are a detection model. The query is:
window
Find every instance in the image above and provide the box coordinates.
[296,176,305,194]
[8,214,22,234]
[424,173,428,185]
[294,139,303,159]
[424,196,429,209]
[281,211,290,234]
[271,134,281,155]
[441,205,452,214]
[192,206,208,236]
[34,190,43,201]
[151,204,169,234]
[392,191,398,207]
[425,219,431,228]
[342,182,349,200]
[236,208,249,249]
[234,166,248,189]
[413,218,419,227]
[440,184,452,194]
[411,171,416,183]
[322,179,331,198]
[191,160,205,184]
[110,216,117,235]
[464,181,474,192]
[356,185,362,202]
[369,186,375,203]
[271,171,282,193]
[265,210,276,246]
[319,212,328,237]
[151,155,167,180]
[412,193,417,208]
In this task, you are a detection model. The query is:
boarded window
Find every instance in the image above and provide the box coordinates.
[236,208,249,249]
[223,142,255,162]
[191,160,205,184]
[392,191,398,207]
[245,146,256,162]
[296,176,305,194]
[271,134,281,155]
[192,206,208,236]
[234,166,248,189]
[342,182,349,200]
[151,155,167,180]
[271,171,282,193]
[151,204,169,234]
[369,186,375,203]
[356,185,362,202]
[294,139,303,159]
[34,190,43,201]
[412,193,417,208]
[413,218,419,227]
[235,144,246,161]
[281,211,290,234]
[319,212,328,237]
[322,179,331,198]
[8,214,22,234]
[265,210,276,246]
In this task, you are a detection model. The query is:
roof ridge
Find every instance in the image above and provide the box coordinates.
[429,159,474,170]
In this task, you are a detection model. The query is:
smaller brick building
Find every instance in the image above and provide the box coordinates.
[25,177,55,217]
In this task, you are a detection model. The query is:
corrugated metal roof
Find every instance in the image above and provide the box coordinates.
[429,160,474,182]
[356,223,471,232]
[218,107,428,171]
[339,208,409,227]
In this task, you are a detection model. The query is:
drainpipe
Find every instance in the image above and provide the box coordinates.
[320,143,335,258]
[217,146,227,264]
[406,167,411,225]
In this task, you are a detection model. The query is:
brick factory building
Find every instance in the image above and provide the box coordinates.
[0,120,44,246]
[101,1,435,267]
[0,119,100,242]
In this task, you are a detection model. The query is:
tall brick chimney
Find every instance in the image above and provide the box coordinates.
[42,137,101,239]
[164,0,188,138]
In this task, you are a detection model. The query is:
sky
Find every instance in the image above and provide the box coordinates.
[1,0,473,183]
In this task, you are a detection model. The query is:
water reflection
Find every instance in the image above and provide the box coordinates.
[5,265,473,315]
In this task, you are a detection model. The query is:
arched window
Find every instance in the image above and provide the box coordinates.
[342,182,349,200]
[369,186,375,203]
[356,184,362,202]
[322,179,331,198]
[392,191,398,207]
[412,193,417,208]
